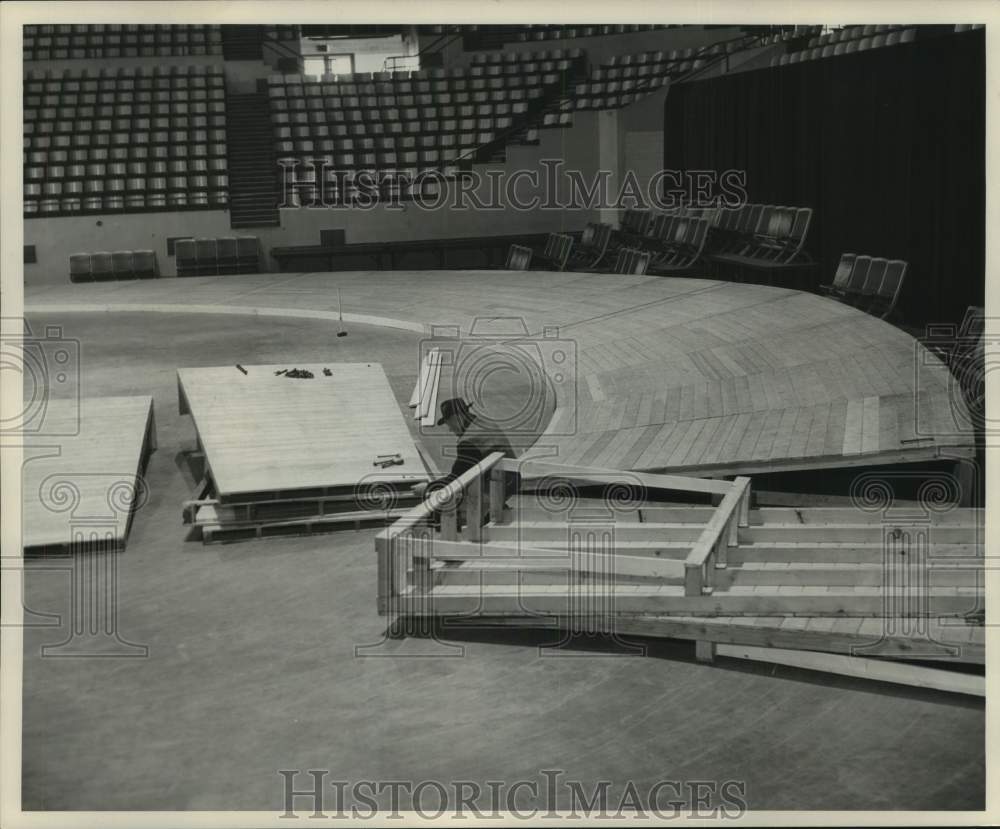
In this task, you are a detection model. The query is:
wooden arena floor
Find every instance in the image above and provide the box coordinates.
[26,270,975,479]
[18,310,983,812]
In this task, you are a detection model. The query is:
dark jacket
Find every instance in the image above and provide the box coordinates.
[427,416,520,497]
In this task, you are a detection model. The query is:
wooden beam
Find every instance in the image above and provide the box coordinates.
[716,644,985,697]
[427,537,686,580]
[500,458,733,495]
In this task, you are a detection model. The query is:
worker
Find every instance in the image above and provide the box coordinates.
[412,397,520,524]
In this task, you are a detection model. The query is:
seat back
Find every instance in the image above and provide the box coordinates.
[592,222,612,255]
[860,258,889,297]
[741,204,763,233]
[112,251,134,277]
[132,249,156,278]
[69,253,92,282]
[175,239,197,275]
[216,237,239,268]
[613,247,651,275]
[846,255,872,292]
[90,251,113,278]
[876,260,907,301]
[545,232,573,270]
[237,236,260,272]
[830,253,857,289]
[505,244,533,270]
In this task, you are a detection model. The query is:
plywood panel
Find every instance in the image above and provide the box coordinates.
[178,364,427,497]
[23,396,154,549]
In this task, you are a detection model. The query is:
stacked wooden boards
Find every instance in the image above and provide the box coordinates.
[177,363,429,542]
[22,395,156,554]
[409,348,443,426]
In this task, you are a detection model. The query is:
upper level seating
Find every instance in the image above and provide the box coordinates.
[772,25,916,65]
[515,24,672,42]
[572,49,710,110]
[23,65,228,216]
[22,24,222,61]
[268,51,583,178]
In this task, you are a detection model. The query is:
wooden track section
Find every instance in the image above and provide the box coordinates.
[177,362,428,500]
[29,270,975,477]
[22,396,156,553]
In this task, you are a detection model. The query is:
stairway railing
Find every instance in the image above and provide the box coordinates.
[375,453,751,614]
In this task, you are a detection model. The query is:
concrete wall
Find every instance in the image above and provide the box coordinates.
[24,210,233,282]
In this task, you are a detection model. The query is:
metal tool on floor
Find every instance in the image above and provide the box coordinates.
[373,453,404,468]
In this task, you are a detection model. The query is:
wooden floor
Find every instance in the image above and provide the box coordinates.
[177,363,428,498]
[28,271,974,477]
[22,395,156,552]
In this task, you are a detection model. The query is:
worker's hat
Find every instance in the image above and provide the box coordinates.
[436,397,473,426]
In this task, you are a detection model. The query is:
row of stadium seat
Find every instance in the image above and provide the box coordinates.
[469,48,585,65]
[269,70,572,100]
[28,193,228,215]
[773,29,916,64]
[175,237,261,276]
[26,185,229,215]
[509,24,668,42]
[804,25,914,48]
[69,250,158,282]
[23,24,222,61]
[26,65,225,81]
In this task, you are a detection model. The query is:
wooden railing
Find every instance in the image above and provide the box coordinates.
[375,452,505,614]
[683,476,751,597]
[376,454,752,615]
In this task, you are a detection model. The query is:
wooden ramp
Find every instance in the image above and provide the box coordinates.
[178,363,429,542]
[22,396,156,554]
[375,456,984,694]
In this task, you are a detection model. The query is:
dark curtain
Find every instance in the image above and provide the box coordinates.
[662,30,985,326]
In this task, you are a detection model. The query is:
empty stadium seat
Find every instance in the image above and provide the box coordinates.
[175,239,198,277]
[505,244,533,270]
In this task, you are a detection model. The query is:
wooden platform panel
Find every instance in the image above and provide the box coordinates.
[177,363,428,500]
[30,271,975,478]
[22,396,156,552]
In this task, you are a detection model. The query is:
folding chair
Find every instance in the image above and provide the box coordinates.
[836,255,872,302]
[132,250,157,278]
[194,238,218,276]
[110,251,134,280]
[69,253,92,283]
[216,237,239,274]
[505,244,533,270]
[537,232,573,271]
[613,247,651,275]
[567,222,612,270]
[866,260,908,320]
[236,236,260,273]
[175,238,197,276]
[819,253,857,296]
[850,257,888,308]
[90,251,114,281]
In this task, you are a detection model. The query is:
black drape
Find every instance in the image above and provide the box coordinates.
[663,30,985,326]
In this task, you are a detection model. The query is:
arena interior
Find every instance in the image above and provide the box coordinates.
[11,16,989,816]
